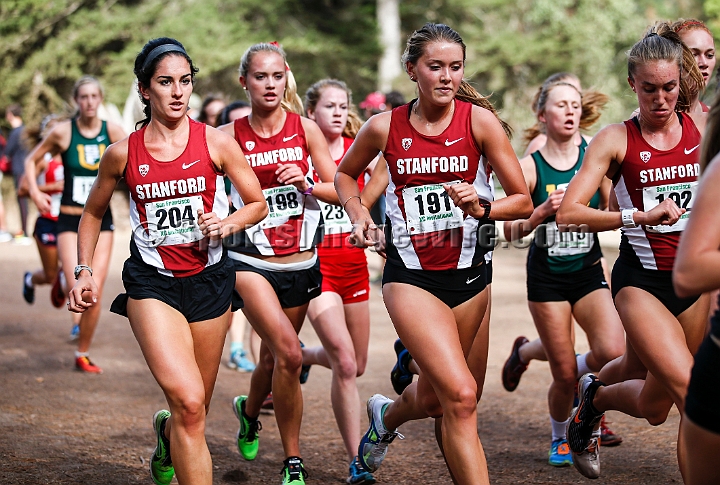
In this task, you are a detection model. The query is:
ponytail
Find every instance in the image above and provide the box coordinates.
[456,80,512,140]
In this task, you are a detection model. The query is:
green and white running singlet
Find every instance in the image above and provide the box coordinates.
[528,139,602,273]
[60,119,110,208]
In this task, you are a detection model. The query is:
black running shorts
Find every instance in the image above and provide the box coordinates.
[527,262,608,305]
[232,257,322,309]
[685,334,720,434]
[382,261,487,308]
[57,210,114,234]
[110,255,238,323]
[611,258,699,317]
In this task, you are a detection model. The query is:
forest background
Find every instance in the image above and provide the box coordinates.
[2,0,719,150]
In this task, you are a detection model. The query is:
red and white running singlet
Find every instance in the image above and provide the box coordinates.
[125,118,229,277]
[318,136,365,253]
[228,112,322,256]
[614,113,702,271]
[383,99,493,270]
[38,155,64,221]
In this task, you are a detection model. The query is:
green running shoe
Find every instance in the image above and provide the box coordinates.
[150,410,174,485]
[281,456,308,484]
[233,395,261,460]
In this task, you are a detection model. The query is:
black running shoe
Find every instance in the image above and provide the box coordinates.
[299,341,311,384]
[390,339,413,395]
[567,373,605,453]
[502,336,529,392]
[281,456,308,484]
[22,271,34,304]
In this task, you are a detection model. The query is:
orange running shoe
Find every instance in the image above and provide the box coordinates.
[75,355,103,374]
[599,415,623,446]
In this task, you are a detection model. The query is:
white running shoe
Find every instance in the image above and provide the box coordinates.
[357,394,402,472]
[572,429,601,479]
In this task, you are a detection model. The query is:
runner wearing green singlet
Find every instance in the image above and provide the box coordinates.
[503,78,625,468]
[24,76,125,373]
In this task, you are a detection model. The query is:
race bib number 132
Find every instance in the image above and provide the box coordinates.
[642,181,697,233]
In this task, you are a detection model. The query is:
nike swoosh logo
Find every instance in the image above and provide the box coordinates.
[283,134,298,142]
[685,145,700,155]
[574,402,584,423]
[466,275,482,284]
[601,281,608,286]
[445,137,464,146]
[182,160,200,170]
[307,286,320,293]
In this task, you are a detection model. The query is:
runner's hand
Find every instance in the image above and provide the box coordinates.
[541,188,565,218]
[198,209,224,240]
[30,188,53,214]
[348,215,385,253]
[443,182,479,218]
[640,198,686,226]
[68,275,97,313]
[275,164,309,192]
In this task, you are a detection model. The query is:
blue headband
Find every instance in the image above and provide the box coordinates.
[142,44,187,72]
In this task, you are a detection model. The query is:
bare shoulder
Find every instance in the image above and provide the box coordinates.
[216,121,235,136]
[688,111,707,134]
[206,124,241,154]
[106,120,127,143]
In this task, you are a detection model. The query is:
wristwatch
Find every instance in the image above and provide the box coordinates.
[74,265,93,279]
[621,208,639,228]
[477,201,492,220]
[302,177,315,195]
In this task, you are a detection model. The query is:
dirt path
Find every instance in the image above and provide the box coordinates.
[0,203,683,484]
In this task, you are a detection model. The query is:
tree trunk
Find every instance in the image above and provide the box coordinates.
[377,0,401,92]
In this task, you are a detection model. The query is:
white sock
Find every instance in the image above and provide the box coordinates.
[75,351,89,358]
[551,416,569,442]
[576,352,592,378]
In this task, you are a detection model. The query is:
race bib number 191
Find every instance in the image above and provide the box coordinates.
[401,182,464,234]
[145,196,204,246]
[642,181,697,233]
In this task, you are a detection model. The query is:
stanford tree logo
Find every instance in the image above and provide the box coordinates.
[139,164,149,177]
[402,138,412,150]
[245,141,255,151]
[640,151,651,163]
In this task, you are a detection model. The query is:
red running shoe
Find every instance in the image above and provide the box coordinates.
[50,271,66,308]
[599,415,623,446]
[261,392,273,410]
[75,356,103,374]
[502,336,529,392]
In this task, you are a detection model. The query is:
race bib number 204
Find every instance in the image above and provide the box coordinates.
[145,196,204,246]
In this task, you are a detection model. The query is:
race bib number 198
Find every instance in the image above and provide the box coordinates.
[145,196,204,246]
[401,182,464,235]
[261,185,304,228]
[642,181,697,233]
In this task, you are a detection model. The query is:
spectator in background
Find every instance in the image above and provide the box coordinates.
[359,91,385,120]
[197,93,226,127]
[4,104,30,243]
[0,133,12,242]
[384,90,406,110]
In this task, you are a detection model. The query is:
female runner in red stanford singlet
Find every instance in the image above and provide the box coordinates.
[218,42,339,484]
[336,23,533,485]
[559,23,710,480]
[68,37,266,485]
[300,78,377,484]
